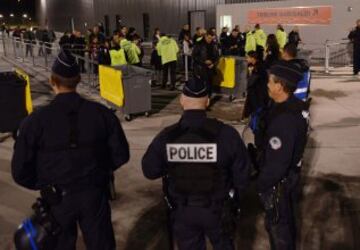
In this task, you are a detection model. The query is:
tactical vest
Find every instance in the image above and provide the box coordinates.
[165,119,224,196]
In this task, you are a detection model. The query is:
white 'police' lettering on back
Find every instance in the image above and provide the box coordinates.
[166,143,217,163]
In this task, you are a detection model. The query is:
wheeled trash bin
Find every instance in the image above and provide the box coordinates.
[99,65,152,121]
[213,56,247,101]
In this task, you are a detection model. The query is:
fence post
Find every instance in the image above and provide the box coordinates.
[13,38,16,58]
[2,33,7,57]
[87,55,91,86]
[22,41,25,63]
[44,46,48,71]
[185,55,189,83]
[325,40,330,74]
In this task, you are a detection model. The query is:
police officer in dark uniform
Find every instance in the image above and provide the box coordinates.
[255,61,309,250]
[348,19,360,75]
[142,78,250,250]
[11,50,130,250]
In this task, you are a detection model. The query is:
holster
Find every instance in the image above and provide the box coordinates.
[259,182,284,225]
[220,197,239,239]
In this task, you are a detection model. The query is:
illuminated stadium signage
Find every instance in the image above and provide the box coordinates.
[248,6,333,25]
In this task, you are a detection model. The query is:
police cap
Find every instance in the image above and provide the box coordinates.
[182,77,208,98]
[269,61,303,88]
[51,50,80,78]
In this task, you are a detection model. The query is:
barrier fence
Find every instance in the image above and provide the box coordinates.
[0,34,100,88]
[1,33,355,83]
[324,40,353,73]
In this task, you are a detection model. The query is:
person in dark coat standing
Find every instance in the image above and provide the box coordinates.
[242,50,269,120]
[348,19,360,75]
[11,50,130,250]
[264,34,281,70]
[288,26,302,48]
[178,24,191,43]
[192,30,220,97]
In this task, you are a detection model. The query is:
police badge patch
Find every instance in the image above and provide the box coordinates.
[269,137,282,150]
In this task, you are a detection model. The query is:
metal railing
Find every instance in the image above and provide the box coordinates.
[0,34,100,88]
[324,39,353,73]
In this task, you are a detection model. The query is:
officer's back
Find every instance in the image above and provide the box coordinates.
[142,78,250,250]
[12,50,130,250]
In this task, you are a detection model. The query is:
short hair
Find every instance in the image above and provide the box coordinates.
[283,43,298,58]
[51,73,81,89]
[255,24,260,29]
[247,50,263,62]
[271,74,296,94]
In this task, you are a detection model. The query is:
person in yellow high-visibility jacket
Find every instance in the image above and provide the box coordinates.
[254,24,267,48]
[254,23,267,60]
[156,34,179,90]
[123,34,142,66]
[244,25,256,54]
[276,24,287,50]
[110,35,127,66]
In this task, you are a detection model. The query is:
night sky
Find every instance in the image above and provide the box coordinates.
[0,0,36,19]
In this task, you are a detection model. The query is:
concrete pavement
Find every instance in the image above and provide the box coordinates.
[0,55,359,249]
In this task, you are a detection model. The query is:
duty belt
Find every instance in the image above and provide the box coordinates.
[174,197,223,208]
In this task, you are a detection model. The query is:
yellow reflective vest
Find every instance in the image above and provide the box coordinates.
[127,43,141,65]
[245,31,257,54]
[254,29,267,48]
[156,36,179,65]
[110,48,127,66]
[276,29,287,49]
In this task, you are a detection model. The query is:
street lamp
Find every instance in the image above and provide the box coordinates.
[23,14,28,19]
[10,14,14,18]
[0,14,3,19]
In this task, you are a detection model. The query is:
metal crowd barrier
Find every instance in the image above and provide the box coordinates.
[0,34,100,88]
[324,39,353,74]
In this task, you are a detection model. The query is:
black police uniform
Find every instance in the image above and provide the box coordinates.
[256,80,308,249]
[142,79,250,250]
[11,52,130,250]
[348,27,360,75]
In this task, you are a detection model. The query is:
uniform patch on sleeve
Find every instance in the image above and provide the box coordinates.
[269,137,282,150]
[302,111,310,120]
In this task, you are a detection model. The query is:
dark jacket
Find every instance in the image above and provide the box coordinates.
[178,29,191,42]
[288,31,301,47]
[227,34,245,56]
[192,40,220,77]
[264,46,281,70]
[243,62,269,118]
[11,92,130,190]
[348,27,360,48]
[257,96,308,193]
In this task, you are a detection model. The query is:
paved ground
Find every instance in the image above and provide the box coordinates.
[0,51,360,250]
